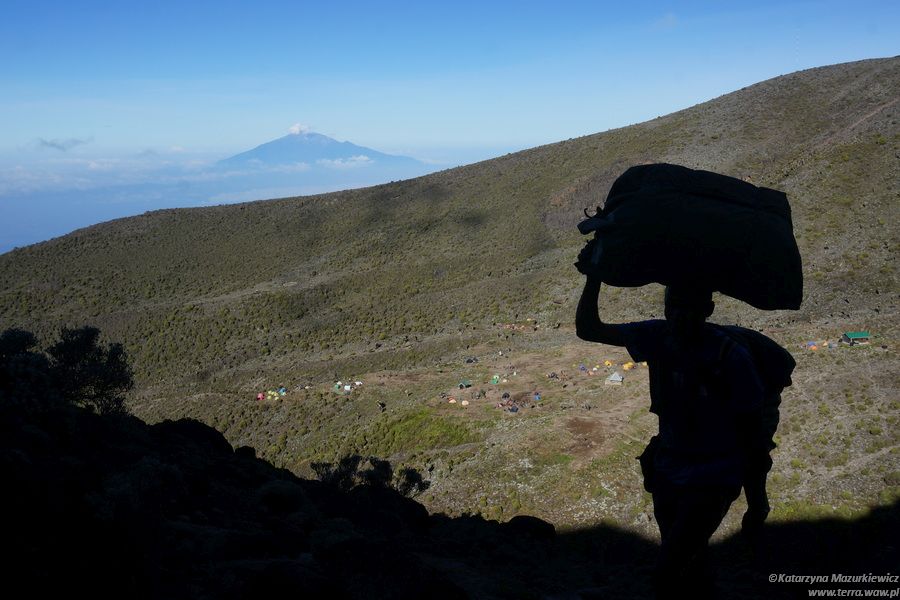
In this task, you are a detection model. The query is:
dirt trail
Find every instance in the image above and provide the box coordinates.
[816,97,899,150]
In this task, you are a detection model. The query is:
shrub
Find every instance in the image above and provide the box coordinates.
[311,454,431,498]
[47,326,134,415]
[0,326,133,415]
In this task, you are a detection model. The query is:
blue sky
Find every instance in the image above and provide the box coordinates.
[3,1,897,159]
[0,0,897,250]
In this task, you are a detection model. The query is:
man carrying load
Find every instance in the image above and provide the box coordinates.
[577,277,768,597]
[574,163,799,598]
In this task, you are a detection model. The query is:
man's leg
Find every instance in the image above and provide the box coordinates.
[652,482,680,598]
[653,483,740,599]
[743,400,779,537]
[742,452,773,543]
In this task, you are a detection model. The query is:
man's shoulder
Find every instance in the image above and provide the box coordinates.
[620,319,668,344]
[710,324,780,355]
[704,325,755,366]
[618,320,667,364]
[709,324,795,389]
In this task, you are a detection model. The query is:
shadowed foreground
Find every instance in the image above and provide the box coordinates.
[2,399,896,599]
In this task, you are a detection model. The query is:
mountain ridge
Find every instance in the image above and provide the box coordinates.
[218,131,423,168]
[1,56,897,531]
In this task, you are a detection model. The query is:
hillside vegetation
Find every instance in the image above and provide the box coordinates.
[1,57,898,530]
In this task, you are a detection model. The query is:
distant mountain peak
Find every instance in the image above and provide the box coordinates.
[219,132,420,168]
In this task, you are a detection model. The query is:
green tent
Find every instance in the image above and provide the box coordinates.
[842,331,871,345]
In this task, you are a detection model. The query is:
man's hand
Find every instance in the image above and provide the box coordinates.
[574,239,599,275]
[575,274,626,346]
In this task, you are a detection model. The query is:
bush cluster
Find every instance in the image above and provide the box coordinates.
[0,326,133,415]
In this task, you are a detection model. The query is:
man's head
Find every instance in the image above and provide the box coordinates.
[664,285,714,341]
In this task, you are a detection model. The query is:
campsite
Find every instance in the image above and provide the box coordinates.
[114,311,895,531]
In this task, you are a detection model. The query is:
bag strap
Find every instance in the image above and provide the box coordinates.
[717,334,737,366]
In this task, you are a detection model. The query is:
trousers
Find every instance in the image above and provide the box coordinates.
[652,480,741,599]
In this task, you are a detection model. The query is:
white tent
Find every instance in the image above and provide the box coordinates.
[605,372,624,385]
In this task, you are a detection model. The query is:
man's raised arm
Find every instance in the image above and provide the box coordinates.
[575,276,626,347]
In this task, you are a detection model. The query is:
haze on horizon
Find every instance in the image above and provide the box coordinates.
[1,0,897,252]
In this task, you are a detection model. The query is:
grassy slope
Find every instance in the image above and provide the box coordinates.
[1,57,898,530]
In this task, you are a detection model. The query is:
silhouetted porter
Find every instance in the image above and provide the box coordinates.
[575,274,769,598]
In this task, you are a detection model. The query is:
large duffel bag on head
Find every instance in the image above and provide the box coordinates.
[577,163,803,310]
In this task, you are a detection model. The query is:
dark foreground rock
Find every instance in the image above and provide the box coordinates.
[1,400,896,599]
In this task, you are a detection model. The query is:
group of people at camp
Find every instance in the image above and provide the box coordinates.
[256,387,287,401]
[440,382,541,413]
[495,390,541,413]
[333,380,363,394]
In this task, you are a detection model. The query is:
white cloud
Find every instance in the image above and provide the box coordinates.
[271,162,311,173]
[288,123,311,135]
[316,155,372,169]
[0,164,87,194]
[651,13,678,31]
